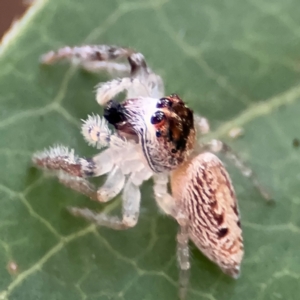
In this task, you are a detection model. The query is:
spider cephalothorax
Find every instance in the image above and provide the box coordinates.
[105,94,196,172]
[148,94,196,157]
[33,44,269,300]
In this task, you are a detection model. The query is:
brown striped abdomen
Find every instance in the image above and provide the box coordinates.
[171,152,244,278]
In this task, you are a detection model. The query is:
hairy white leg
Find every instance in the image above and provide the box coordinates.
[58,172,98,200]
[177,224,191,300]
[97,166,125,203]
[69,178,141,230]
[80,149,114,177]
[32,145,118,200]
[96,73,165,105]
[41,45,133,65]
[40,45,149,76]
[32,145,113,178]
[40,44,165,102]
[122,177,141,227]
[129,167,153,186]
[203,139,271,200]
[154,174,190,299]
[81,61,130,77]
[57,165,125,202]
[55,152,120,201]
[136,72,164,99]
[153,174,177,217]
[194,114,210,135]
[96,77,149,105]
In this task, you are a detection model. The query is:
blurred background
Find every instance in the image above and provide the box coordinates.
[0,0,28,38]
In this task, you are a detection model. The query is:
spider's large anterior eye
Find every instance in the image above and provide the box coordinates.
[157,98,171,108]
[151,111,165,125]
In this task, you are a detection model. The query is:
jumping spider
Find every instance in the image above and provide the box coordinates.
[32,45,269,299]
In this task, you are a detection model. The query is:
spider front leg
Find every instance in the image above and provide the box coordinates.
[42,48,130,77]
[40,45,145,75]
[69,177,141,230]
[33,114,114,171]
[79,61,130,77]
[33,145,114,177]
[96,77,149,106]
[202,139,271,200]
[32,115,127,201]
[60,165,127,203]
[41,44,165,103]
[32,145,119,200]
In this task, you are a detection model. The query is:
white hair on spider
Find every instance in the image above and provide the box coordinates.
[81,114,111,149]
[32,144,78,163]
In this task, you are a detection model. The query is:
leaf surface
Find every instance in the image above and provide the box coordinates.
[0,0,300,299]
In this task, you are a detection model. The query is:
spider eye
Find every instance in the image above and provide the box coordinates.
[157,98,171,108]
[151,111,165,125]
[156,130,162,137]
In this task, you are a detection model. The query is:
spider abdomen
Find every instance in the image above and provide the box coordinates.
[171,152,244,278]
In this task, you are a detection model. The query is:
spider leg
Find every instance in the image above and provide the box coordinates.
[68,177,141,230]
[96,77,149,105]
[32,114,127,178]
[96,166,125,202]
[40,45,147,76]
[153,174,191,299]
[61,165,126,202]
[96,73,165,105]
[32,143,128,202]
[32,145,114,178]
[57,173,98,200]
[41,45,165,101]
[202,139,271,200]
[177,224,191,300]
[81,61,130,77]
[32,145,117,200]
[194,114,210,135]
[153,174,177,217]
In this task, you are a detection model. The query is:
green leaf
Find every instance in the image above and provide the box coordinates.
[0,0,300,299]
